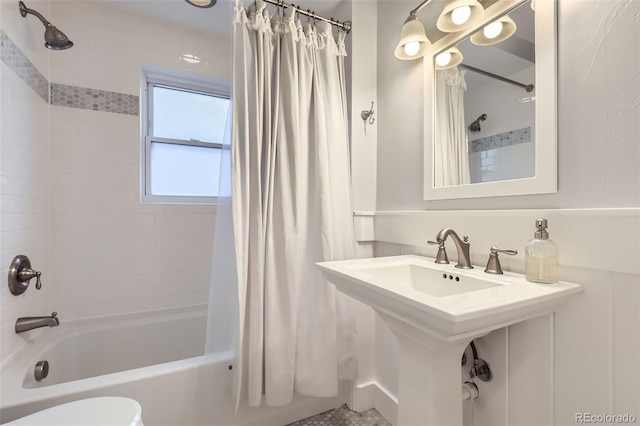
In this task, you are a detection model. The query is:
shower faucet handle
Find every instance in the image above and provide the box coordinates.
[8,255,43,295]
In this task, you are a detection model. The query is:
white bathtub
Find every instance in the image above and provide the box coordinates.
[0,305,232,425]
[0,306,344,426]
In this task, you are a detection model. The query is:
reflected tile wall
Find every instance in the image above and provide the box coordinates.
[470,127,531,153]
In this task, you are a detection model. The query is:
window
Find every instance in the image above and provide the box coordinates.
[141,66,230,204]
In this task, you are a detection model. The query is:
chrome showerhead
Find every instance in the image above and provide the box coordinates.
[19,1,73,50]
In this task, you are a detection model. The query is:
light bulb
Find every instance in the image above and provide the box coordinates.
[483,21,503,39]
[451,5,471,25]
[435,51,452,67]
[404,41,421,57]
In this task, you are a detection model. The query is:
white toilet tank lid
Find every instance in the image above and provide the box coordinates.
[7,397,143,426]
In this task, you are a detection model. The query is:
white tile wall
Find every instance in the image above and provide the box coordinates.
[48,106,216,319]
[42,1,229,320]
[469,142,535,184]
[0,63,50,364]
[1,0,230,368]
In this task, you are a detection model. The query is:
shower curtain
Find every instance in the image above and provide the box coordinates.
[434,67,471,187]
[229,0,358,407]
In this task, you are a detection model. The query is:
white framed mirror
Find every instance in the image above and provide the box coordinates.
[423,0,557,200]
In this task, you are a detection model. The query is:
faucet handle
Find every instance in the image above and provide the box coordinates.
[428,241,449,264]
[491,247,517,256]
[463,236,469,243]
[35,271,42,290]
[484,247,518,275]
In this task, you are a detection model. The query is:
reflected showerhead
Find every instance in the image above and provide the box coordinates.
[19,1,73,50]
[468,113,487,132]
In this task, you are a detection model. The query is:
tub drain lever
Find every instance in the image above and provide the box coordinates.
[35,360,49,381]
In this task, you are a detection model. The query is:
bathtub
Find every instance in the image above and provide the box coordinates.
[0,305,233,425]
[0,305,345,426]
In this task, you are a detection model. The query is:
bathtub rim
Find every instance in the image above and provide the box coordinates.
[1,304,233,410]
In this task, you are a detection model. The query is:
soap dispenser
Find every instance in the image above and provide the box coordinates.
[525,218,559,284]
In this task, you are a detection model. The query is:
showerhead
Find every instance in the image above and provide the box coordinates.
[19,1,73,50]
[468,113,487,132]
[43,25,73,50]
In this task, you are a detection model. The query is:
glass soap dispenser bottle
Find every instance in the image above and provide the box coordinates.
[525,218,559,284]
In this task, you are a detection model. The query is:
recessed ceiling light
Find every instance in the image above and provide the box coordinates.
[181,54,201,64]
[184,0,216,8]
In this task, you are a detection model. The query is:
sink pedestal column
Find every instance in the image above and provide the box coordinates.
[382,314,478,426]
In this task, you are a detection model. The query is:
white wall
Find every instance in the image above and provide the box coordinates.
[376,0,639,211]
[351,0,640,425]
[0,0,51,365]
[45,1,230,319]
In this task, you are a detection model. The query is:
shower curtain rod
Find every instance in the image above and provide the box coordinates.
[263,0,352,33]
[459,64,534,93]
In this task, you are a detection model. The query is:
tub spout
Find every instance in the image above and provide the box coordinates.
[16,312,59,334]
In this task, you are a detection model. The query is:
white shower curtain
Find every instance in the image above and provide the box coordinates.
[434,67,471,187]
[231,0,358,407]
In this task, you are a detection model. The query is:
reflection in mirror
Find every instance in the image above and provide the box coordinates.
[434,0,535,188]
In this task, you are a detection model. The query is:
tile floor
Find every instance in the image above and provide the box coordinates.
[287,404,391,426]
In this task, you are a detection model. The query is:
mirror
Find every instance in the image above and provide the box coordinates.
[423,0,557,200]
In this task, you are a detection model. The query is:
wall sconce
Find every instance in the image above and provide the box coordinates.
[470,14,517,46]
[435,46,463,70]
[436,0,485,32]
[395,0,484,61]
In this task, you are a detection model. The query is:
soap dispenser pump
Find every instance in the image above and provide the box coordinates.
[525,218,559,284]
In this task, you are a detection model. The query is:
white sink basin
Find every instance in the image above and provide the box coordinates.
[317,255,582,426]
[317,255,582,341]
[355,262,503,297]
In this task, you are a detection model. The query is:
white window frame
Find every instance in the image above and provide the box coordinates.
[140,65,230,204]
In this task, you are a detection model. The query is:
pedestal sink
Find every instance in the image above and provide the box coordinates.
[317,255,581,426]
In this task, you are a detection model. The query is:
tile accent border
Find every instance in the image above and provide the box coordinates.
[1,29,138,116]
[470,126,531,153]
[50,83,139,116]
[0,29,49,102]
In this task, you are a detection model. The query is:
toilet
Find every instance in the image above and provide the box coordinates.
[5,397,143,426]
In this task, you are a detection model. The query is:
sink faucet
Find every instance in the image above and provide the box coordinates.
[15,312,59,334]
[434,228,473,269]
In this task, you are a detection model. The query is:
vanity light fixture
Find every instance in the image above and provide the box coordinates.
[394,13,432,60]
[436,0,485,32]
[184,0,216,8]
[395,0,485,60]
[435,46,463,70]
[470,14,517,46]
